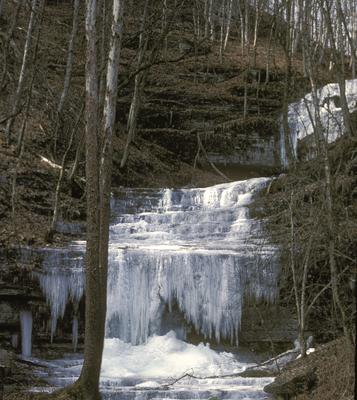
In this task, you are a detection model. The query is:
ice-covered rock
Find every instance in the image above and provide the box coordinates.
[281,79,357,166]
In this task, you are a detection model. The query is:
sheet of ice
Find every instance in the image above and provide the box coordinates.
[281,79,357,166]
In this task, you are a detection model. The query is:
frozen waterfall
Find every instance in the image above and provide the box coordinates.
[280,79,357,166]
[35,177,279,346]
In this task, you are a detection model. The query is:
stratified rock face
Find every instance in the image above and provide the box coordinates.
[240,305,298,345]
[207,127,277,167]
[117,63,284,171]
[0,302,18,325]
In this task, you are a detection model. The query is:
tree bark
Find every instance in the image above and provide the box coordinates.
[78,0,124,398]
[79,0,101,397]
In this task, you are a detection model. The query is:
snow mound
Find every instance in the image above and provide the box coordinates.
[101,331,245,379]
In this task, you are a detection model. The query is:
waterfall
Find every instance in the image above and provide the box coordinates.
[20,310,33,358]
[35,177,279,346]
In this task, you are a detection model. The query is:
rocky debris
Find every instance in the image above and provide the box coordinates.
[0,348,50,399]
[263,338,354,400]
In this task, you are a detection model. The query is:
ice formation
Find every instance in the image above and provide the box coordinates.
[34,178,279,346]
[281,79,357,166]
[32,247,85,340]
[20,310,33,358]
[101,331,244,379]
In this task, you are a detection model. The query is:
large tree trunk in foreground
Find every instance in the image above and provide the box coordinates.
[77,0,125,398]
[79,0,101,397]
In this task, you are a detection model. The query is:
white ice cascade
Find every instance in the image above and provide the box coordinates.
[20,310,33,358]
[280,79,357,166]
[35,178,279,346]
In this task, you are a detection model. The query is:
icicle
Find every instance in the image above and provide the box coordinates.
[72,316,78,352]
[20,310,32,358]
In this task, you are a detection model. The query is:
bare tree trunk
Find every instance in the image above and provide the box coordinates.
[243,69,248,120]
[265,19,275,84]
[304,35,350,340]
[204,0,209,38]
[5,0,40,144]
[208,0,214,41]
[321,0,355,137]
[78,0,101,397]
[50,103,84,234]
[78,1,124,398]
[219,0,225,63]
[58,0,81,116]
[162,0,168,58]
[98,0,108,113]
[288,195,300,337]
[68,131,85,183]
[281,0,295,166]
[53,0,81,155]
[1,0,24,90]
[11,0,43,225]
[252,0,261,67]
[192,0,201,39]
[98,0,124,356]
[120,0,149,168]
[336,0,356,79]
[223,0,233,50]
[196,132,230,181]
[244,0,249,51]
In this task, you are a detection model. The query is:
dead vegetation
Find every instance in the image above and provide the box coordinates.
[265,337,355,400]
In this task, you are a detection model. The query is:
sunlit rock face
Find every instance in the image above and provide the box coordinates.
[280,79,357,166]
[35,178,279,346]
